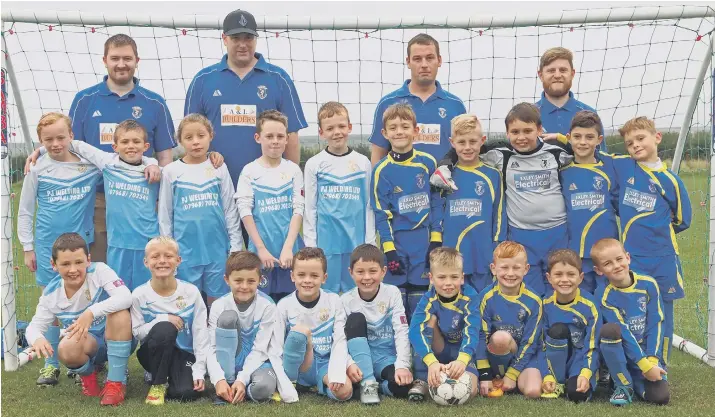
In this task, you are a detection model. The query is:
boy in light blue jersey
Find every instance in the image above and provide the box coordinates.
[18,113,101,384]
[540,250,601,402]
[26,119,166,290]
[236,110,304,302]
[560,111,619,293]
[208,251,298,405]
[612,117,692,363]
[26,233,134,406]
[437,114,505,292]
[341,244,414,404]
[159,114,243,306]
[371,103,443,319]
[304,102,375,294]
[591,239,669,406]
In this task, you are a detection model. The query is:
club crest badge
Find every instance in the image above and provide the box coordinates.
[259,274,269,288]
[475,181,485,196]
[593,176,604,190]
[416,173,425,189]
[638,296,647,313]
[378,301,387,314]
[319,308,329,322]
[438,108,447,119]
[132,106,142,119]
[257,85,268,100]
[176,296,187,310]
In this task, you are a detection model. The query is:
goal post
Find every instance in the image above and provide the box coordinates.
[1,5,713,370]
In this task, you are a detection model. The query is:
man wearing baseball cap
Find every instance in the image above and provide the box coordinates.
[185,9,307,187]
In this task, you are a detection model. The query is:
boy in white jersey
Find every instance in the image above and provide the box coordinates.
[26,233,133,406]
[131,237,210,405]
[304,102,376,293]
[341,244,414,404]
[208,251,298,405]
[236,110,305,302]
[278,248,358,402]
[159,114,243,306]
[18,112,101,385]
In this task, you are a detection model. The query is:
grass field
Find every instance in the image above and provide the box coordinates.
[2,163,713,416]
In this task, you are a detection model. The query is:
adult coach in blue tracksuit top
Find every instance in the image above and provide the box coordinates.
[185,9,308,187]
[69,34,177,262]
[536,47,605,151]
[369,33,467,166]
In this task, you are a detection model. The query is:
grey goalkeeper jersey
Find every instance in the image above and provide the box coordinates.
[481,141,572,230]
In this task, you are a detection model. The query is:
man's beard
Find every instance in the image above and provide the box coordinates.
[544,78,572,98]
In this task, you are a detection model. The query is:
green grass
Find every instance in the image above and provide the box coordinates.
[2,162,713,416]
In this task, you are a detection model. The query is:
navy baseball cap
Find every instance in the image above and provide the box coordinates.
[223,9,258,37]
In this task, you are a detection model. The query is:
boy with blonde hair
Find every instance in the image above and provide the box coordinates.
[408,247,480,403]
[371,103,443,319]
[612,116,691,362]
[304,102,375,293]
[18,112,102,385]
[236,110,305,301]
[591,238,669,406]
[437,114,505,292]
[475,241,544,399]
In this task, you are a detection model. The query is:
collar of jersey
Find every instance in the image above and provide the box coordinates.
[637,160,666,173]
[218,52,270,72]
[506,139,544,156]
[456,161,483,171]
[497,282,524,300]
[550,289,581,307]
[99,75,140,97]
[388,149,415,164]
[538,90,577,113]
[571,160,603,169]
[395,79,446,101]
[608,271,638,292]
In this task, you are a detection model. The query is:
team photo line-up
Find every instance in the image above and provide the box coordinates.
[18,7,689,409]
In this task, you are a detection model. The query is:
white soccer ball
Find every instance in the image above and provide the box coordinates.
[429,371,472,406]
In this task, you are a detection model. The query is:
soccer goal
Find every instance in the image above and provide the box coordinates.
[1,5,714,371]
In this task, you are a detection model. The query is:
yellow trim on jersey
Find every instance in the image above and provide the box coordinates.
[636,357,655,373]
[372,158,396,243]
[430,231,442,242]
[635,274,665,356]
[414,150,438,168]
[419,293,440,357]
[661,169,683,226]
[579,368,593,381]
[476,359,490,369]
[549,292,601,375]
[561,162,612,191]
[579,209,607,257]
[383,241,396,252]
[505,367,520,381]
[493,168,504,241]
[513,288,542,365]
[622,211,655,247]
[412,212,430,230]
[423,353,439,367]
[461,295,474,350]
[669,225,680,255]
[479,287,499,335]
[456,220,485,252]
[639,163,666,196]
[457,352,472,365]
[456,164,503,241]
[456,166,496,201]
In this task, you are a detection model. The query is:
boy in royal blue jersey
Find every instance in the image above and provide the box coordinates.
[371,103,443,319]
[341,244,414,404]
[560,111,619,293]
[304,102,375,294]
[408,247,480,403]
[159,114,243,306]
[540,249,601,402]
[475,241,544,399]
[611,117,691,363]
[437,114,505,292]
[26,233,133,405]
[18,113,102,385]
[591,238,669,406]
[236,110,305,302]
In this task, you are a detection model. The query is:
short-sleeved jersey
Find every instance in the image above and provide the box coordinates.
[371,150,443,252]
[184,53,308,183]
[476,282,543,380]
[158,159,242,266]
[481,141,572,230]
[236,158,305,257]
[542,290,602,381]
[535,91,606,152]
[17,153,101,251]
[560,153,619,258]
[25,262,131,345]
[131,279,209,380]
[207,291,277,385]
[439,163,506,275]
[368,80,467,161]
[595,272,665,372]
[341,284,411,370]
[277,290,349,385]
[69,76,175,194]
[611,157,692,257]
[409,284,481,367]
[303,148,376,254]
[66,141,160,250]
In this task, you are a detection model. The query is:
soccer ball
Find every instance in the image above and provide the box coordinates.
[429,371,472,406]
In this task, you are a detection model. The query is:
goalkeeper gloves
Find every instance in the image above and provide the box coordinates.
[430,165,458,192]
[425,241,443,270]
[385,250,406,275]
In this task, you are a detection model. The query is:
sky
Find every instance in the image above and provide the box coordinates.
[2,0,714,148]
